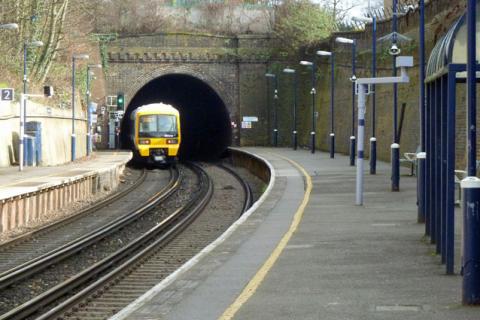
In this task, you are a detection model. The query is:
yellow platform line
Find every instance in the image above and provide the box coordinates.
[218,153,312,320]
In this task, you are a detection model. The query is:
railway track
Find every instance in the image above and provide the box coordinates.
[0,165,186,320]
[0,162,253,320]
[49,162,253,320]
[0,168,152,273]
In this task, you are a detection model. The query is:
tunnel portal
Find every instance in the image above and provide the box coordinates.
[120,74,232,160]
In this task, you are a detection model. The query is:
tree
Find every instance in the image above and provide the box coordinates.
[273,0,335,51]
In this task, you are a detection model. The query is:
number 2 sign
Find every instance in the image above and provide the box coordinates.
[1,88,14,101]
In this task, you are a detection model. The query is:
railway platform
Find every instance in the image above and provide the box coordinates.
[112,147,476,320]
[0,151,132,233]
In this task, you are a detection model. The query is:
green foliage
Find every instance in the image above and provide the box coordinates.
[273,0,335,52]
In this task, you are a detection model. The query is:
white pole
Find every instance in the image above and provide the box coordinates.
[19,93,25,171]
[356,84,367,205]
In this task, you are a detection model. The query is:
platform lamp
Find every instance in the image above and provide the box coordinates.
[300,60,317,153]
[418,0,426,223]
[335,36,356,166]
[22,40,44,168]
[86,64,102,157]
[265,73,279,147]
[316,50,335,158]
[353,15,377,174]
[283,68,298,150]
[377,5,412,191]
[71,53,89,162]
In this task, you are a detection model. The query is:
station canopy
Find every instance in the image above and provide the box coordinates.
[426,1,480,79]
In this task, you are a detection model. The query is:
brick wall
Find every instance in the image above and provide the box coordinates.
[271,0,470,167]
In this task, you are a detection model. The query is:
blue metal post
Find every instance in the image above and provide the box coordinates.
[441,76,447,263]
[446,68,456,275]
[86,67,91,156]
[435,78,442,254]
[425,83,431,236]
[311,63,317,154]
[391,0,400,191]
[23,42,28,165]
[284,68,298,150]
[462,0,480,305]
[418,0,426,223]
[430,80,437,244]
[293,71,298,150]
[71,57,76,161]
[370,16,377,174]
[266,75,271,145]
[330,52,335,158]
[273,75,278,147]
[349,41,356,166]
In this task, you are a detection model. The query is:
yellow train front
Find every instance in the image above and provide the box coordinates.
[130,103,181,165]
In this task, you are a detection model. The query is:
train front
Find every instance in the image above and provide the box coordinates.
[134,104,181,165]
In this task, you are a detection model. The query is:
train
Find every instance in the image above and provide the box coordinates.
[129,103,181,165]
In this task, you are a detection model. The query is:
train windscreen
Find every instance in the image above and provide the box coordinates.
[139,115,178,138]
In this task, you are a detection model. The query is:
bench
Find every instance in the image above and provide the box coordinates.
[400,146,421,176]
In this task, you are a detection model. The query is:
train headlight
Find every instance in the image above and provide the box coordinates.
[139,139,151,145]
[167,139,178,144]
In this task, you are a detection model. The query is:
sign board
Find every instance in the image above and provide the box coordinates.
[111,110,124,121]
[241,121,252,129]
[243,116,258,122]
[91,114,98,124]
[1,88,14,101]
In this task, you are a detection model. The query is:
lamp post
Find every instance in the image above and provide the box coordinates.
[71,53,89,162]
[86,64,102,156]
[300,60,317,153]
[316,50,335,158]
[22,40,43,168]
[283,68,298,150]
[391,0,400,191]
[265,73,279,147]
[353,15,378,174]
[265,73,278,147]
[335,37,356,166]
[418,0,426,223]
[377,14,411,191]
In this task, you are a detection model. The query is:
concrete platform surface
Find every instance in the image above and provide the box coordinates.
[0,151,132,200]
[112,148,478,320]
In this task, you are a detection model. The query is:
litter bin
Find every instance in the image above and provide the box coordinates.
[25,121,42,165]
[23,135,35,166]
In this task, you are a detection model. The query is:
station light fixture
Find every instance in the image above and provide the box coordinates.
[316,50,332,56]
[335,37,355,44]
[300,60,313,66]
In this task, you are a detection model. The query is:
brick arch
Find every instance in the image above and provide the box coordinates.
[123,64,234,113]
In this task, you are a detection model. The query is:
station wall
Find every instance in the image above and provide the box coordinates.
[267,0,471,168]
[0,101,87,167]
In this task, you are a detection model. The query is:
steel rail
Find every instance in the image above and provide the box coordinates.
[0,163,211,320]
[0,167,179,291]
[0,168,148,252]
[218,164,253,213]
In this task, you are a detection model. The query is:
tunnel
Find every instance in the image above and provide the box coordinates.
[120,74,232,160]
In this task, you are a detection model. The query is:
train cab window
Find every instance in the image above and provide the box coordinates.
[139,115,178,138]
